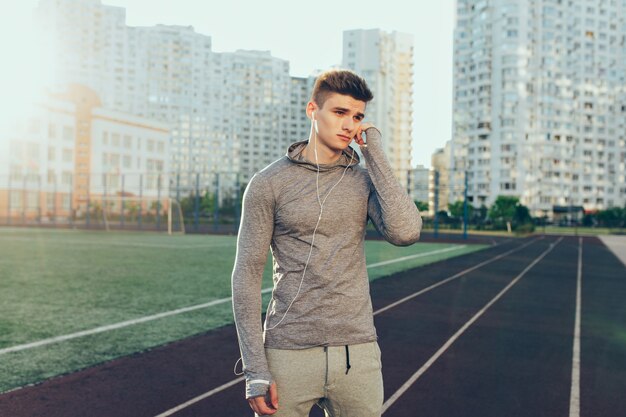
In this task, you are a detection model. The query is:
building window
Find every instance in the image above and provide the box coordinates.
[47,193,55,210]
[10,191,22,209]
[63,149,73,163]
[48,123,57,139]
[27,192,38,208]
[62,195,71,210]
[63,126,74,141]
[123,135,132,149]
[62,171,72,185]
[29,119,41,135]
[110,154,120,168]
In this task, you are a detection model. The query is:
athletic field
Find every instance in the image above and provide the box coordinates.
[2,234,624,417]
[0,227,486,395]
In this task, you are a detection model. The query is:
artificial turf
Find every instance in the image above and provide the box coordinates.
[0,227,486,393]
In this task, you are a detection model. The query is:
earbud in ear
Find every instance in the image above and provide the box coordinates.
[312,110,318,132]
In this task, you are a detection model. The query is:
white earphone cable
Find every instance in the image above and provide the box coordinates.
[265,114,354,331]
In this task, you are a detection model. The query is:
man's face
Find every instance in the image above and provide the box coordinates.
[308,93,366,153]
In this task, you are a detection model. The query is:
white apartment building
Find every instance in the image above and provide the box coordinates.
[408,165,430,204]
[34,0,311,195]
[217,50,294,183]
[35,0,134,110]
[452,0,626,216]
[0,84,169,222]
[289,76,315,144]
[430,143,453,215]
[343,29,415,190]
[133,24,221,190]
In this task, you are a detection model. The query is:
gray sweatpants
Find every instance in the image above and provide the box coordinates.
[257,341,384,417]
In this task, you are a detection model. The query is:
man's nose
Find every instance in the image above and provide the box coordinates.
[342,118,355,131]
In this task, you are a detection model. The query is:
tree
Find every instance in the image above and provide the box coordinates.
[596,207,626,228]
[472,204,488,229]
[200,191,216,216]
[514,204,532,224]
[488,196,533,231]
[436,210,451,225]
[448,200,474,220]
[582,213,596,227]
[124,201,140,222]
[179,195,196,218]
[445,200,473,229]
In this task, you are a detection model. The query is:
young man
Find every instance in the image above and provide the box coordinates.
[232,69,422,416]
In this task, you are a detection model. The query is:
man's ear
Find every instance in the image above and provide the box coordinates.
[306,101,318,120]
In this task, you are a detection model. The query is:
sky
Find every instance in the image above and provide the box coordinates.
[3,0,455,168]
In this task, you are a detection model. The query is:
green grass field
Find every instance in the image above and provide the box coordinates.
[0,227,487,394]
[541,226,626,236]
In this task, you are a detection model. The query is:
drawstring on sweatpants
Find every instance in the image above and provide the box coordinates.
[345,345,351,374]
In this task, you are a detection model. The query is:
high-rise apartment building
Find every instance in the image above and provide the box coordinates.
[132,24,217,190]
[343,29,415,190]
[452,0,626,216]
[430,143,453,215]
[33,1,417,198]
[408,165,430,204]
[289,76,315,144]
[35,0,138,111]
[33,0,309,192]
[217,50,293,183]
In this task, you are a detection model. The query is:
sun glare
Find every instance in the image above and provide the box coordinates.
[0,10,56,138]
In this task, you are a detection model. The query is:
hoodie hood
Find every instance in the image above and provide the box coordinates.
[286,140,361,172]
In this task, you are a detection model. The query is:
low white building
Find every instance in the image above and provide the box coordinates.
[0,84,169,223]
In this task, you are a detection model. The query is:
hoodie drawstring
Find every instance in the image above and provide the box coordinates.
[345,345,351,374]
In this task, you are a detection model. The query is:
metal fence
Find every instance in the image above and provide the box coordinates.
[0,172,244,234]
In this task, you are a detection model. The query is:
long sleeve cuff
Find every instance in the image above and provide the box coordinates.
[362,127,422,246]
[246,378,271,398]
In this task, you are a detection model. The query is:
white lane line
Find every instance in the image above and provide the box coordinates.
[154,376,246,417]
[367,245,467,268]
[381,236,563,414]
[373,237,539,316]
[153,238,541,416]
[0,289,273,356]
[0,236,234,249]
[0,246,467,355]
[569,237,583,417]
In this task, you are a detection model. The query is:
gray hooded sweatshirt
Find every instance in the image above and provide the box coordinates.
[231,127,422,398]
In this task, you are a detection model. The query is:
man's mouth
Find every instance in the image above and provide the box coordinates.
[337,134,351,141]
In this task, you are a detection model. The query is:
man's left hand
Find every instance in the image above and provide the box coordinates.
[355,123,375,147]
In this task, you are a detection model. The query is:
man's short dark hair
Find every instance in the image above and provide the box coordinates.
[311,69,374,108]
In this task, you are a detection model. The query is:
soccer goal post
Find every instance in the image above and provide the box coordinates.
[168,198,185,235]
[91,195,185,233]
